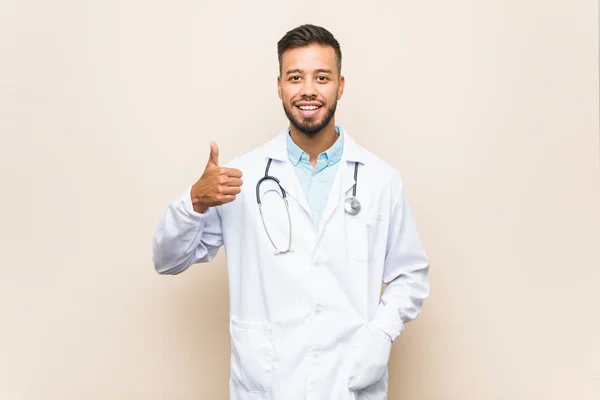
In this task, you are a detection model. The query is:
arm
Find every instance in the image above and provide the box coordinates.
[152,186,224,275]
[370,177,430,342]
[348,176,430,391]
[152,141,242,275]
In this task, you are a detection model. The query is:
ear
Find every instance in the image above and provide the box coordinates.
[337,75,345,100]
[277,75,283,100]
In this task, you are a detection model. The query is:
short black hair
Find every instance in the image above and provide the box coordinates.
[277,24,342,75]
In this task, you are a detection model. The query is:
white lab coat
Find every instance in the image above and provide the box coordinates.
[152,127,430,400]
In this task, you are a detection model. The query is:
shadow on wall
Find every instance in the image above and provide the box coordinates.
[388,323,432,398]
[169,259,230,397]
[385,268,451,399]
[135,255,231,398]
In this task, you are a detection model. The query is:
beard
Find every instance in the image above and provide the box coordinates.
[282,98,337,137]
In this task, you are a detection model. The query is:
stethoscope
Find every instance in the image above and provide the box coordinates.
[256,158,361,255]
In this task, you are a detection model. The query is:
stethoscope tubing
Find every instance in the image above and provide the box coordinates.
[256,158,361,254]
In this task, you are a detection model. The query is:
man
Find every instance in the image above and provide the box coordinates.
[152,24,429,400]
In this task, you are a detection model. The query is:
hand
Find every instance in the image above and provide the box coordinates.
[190,142,243,213]
[348,325,392,391]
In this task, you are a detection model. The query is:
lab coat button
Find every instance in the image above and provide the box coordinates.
[314,307,322,315]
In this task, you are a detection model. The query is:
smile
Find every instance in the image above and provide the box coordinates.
[296,103,322,117]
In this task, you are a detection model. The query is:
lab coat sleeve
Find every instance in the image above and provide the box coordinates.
[152,185,224,275]
[369,179,430,342]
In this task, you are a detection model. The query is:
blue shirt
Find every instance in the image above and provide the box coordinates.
[286,126,344,227]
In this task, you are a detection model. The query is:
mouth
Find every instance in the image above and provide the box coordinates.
[295,102,323,118]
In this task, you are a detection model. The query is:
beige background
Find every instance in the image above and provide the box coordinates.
[1,0,599,399]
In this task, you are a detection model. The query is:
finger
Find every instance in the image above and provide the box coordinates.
[219,194,237,204]
[224,177,243,187]
[208,141,219,166]
[220,186,242,195]
[221,167,242,178]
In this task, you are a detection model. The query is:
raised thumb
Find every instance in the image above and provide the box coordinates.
[208,141,219,166]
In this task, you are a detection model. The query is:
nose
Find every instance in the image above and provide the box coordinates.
[300,78,317,98]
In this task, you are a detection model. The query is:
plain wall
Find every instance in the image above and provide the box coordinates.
[1,0,599,399]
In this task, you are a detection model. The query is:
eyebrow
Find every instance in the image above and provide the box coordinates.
[285,68,333,75]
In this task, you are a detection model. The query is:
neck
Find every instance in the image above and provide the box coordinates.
[289,122,338,166]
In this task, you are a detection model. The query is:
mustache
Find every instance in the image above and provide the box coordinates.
[293,97,325,106]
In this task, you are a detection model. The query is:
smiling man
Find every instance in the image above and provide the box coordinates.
[152,24,430,400]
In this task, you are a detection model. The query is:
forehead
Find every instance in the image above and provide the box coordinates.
[281,44,337,73]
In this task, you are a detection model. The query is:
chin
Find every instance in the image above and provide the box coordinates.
[283,102,335,136]
[295,121,326,137]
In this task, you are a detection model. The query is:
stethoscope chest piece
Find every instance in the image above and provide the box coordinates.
[344,161,362,216]
[344,197,361,216]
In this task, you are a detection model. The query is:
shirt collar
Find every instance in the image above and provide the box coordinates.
[265,124,365,164]
[286,125,344,166]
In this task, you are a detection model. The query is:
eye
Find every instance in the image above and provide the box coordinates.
[317,76,329,82]
[289,75,301,82]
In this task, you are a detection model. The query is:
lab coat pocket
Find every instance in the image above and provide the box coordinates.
[230,317,274,394]
[347,212,384,263]
[348,326,392,392]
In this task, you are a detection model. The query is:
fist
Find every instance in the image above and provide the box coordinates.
[191,142,243,213]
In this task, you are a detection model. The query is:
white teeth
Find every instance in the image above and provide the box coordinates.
[299,105,319,111]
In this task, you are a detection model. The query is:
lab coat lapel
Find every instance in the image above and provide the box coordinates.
[316,130,365,235]
[317,161,355,234]
[263,129,312,217]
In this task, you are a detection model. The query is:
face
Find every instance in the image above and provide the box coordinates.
[278,44,345,137]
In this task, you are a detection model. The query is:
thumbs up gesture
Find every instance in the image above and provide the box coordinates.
[191,142,243,213]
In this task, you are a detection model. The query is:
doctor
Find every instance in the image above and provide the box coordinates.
[152,24,429,400]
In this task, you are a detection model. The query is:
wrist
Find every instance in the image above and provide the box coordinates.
[190,184,208,214]
[192,202,207,214]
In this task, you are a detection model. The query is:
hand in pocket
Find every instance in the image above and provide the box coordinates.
[348,325,392,391]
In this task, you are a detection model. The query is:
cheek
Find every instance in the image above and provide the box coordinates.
[283,86,300,100]
[319,88,337,103]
